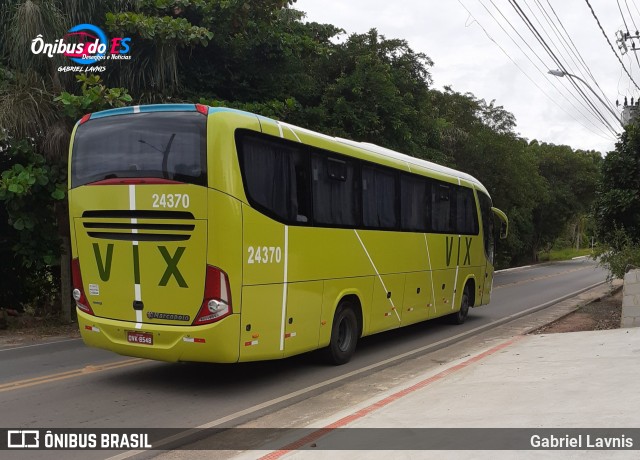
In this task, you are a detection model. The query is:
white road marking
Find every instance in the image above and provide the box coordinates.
[0,339,82,353]
[495,265,532,273]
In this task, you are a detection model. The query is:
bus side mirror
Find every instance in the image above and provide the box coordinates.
[491,207,509,239]
[499,221,508,240]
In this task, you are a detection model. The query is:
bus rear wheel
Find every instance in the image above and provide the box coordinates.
[451,285,471,325]
[325,302,358,365]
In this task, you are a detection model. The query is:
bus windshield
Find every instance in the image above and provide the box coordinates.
[71,111,207,188]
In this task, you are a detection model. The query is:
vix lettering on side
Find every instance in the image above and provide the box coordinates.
[445,236,473,267]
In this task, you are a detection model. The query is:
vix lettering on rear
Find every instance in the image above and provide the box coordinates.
[93,243,113,281]
[92,243,188,287]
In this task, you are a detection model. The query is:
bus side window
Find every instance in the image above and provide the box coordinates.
[362,166,397,229]
[432,184,452,233]
[456,187,479,235]
[238,134,310,224]
[311,155,359,227]
[400,174,430,232]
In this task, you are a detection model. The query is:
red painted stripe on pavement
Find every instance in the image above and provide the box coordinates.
[259,335,523,460]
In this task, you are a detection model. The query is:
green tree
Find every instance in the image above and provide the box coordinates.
[0,0,73,319]
[530,143,602,259]
[0,0,207,319]
[592,123,640,278]
[104,0,213,97]
[427,87,543,265]
[594,123,640,243]
[293,29,442,162]
[0,0,612,320]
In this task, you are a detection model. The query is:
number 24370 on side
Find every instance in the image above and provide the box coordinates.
[247,246,282,264]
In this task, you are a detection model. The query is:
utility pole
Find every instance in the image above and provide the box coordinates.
[613,32,640,125]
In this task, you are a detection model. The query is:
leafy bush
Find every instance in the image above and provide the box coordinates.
[593,227,640,280]
[0,137,65,269]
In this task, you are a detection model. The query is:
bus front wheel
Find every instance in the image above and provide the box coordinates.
[325,303,358,365]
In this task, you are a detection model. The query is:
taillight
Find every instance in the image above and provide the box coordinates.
[192,266,232,325]
[71,258,94,315]
[195,103,208,116]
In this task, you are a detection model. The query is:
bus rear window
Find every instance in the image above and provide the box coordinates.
[71,112,206,188]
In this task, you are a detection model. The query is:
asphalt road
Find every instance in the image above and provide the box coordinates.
[0,258,607,456]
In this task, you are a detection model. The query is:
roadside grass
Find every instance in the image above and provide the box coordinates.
[538,247,593,262]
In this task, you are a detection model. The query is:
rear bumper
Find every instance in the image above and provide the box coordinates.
[77,309,240,363]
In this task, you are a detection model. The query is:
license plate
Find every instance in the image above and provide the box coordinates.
[127,331,153,345]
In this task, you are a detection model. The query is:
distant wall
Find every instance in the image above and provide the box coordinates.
[622,269,640,327]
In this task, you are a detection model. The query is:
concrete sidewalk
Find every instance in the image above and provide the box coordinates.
[240,327,640,459]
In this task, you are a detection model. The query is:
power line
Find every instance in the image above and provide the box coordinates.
[624,0,640,33]
[519,0,619,128]
[617,59,626,100]
[480,0,617,137]
[626,53,636,96]
[482,0,615,137]
[620,0,640,73]
[618,0,632,34]
[532,0,588,81]
[546,1,599,83]
[631,0,640,25]
[510,0,618,133]
[584,0,640,91]
[510,0,620,134]
[457,0,616,141]
[537,0,618,115]
[628,0,640,81]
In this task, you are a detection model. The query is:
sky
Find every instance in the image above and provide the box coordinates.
[295,0,636,154]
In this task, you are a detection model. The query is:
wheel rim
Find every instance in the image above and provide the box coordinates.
[337,316,352,352]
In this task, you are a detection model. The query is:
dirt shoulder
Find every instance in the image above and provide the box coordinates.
[532,287,622,334]
[0,321,80,347]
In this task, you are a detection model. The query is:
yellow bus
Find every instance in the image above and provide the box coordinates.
[69,104,508,365]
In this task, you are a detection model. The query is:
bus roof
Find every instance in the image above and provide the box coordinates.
[274,120,489,195]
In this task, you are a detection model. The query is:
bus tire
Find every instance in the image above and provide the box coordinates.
[325,302,358,365]
[451,285,471,325]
